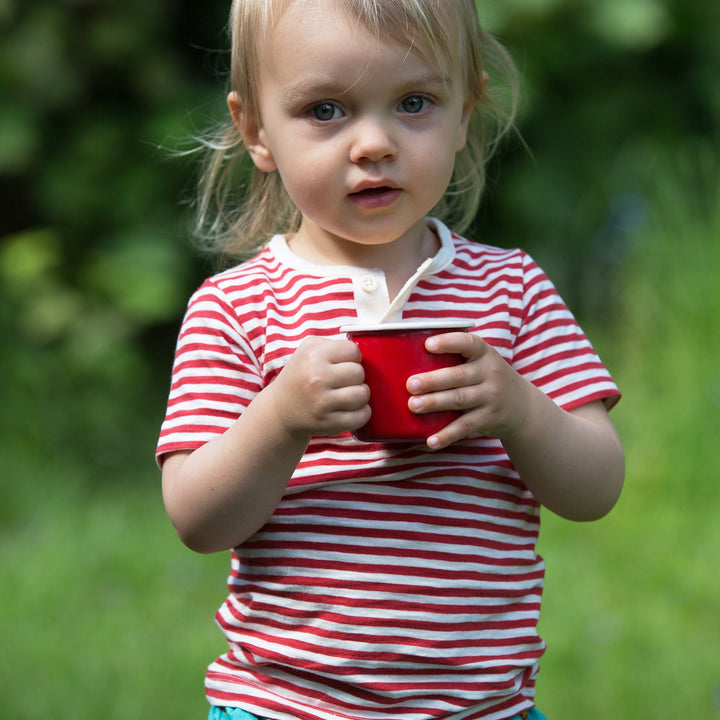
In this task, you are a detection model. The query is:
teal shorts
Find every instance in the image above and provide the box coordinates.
[208,706,548,720]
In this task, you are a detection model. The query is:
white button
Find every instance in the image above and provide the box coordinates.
[360,275,379,293]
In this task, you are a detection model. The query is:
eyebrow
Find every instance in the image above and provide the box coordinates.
[280,78,349,108]
[279,70,453,108]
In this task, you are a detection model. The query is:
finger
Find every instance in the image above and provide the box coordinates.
[328,360,366,389]
[425,331,488,359]
[408,362,481,396]
[324,405,373,435]
[330,338,364,363]
[330,383,371,410]
[425,411,481,451]
[408,384,483,414]
[300,337,363,366]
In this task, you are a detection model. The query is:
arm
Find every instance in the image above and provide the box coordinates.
[407,332,624,521]
[162,337,371,553]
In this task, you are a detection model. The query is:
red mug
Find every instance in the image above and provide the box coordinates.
[342,321,473,442]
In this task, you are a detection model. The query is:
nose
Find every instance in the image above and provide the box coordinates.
[349,116,397,164]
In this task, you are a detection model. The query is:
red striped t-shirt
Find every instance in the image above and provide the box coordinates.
[157,219,620,720]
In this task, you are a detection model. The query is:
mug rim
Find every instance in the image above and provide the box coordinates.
[341,321,473,334]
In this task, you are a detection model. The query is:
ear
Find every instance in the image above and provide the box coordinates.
[455,71,488,152]
[227,91,277,172]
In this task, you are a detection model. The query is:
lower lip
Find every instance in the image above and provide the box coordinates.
[348,188,402,210]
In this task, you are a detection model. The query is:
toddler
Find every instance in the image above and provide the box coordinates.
[157,1,625,719]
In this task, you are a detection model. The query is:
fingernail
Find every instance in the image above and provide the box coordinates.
[409,396,423,411]
[427,435,441,449]
[408,378,421,393]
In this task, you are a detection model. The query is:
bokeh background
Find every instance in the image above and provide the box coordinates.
[1,0,718,717]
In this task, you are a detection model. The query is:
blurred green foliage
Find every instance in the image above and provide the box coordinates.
[476,0,720,309]
[1,0,719,718]
[1,0,718,486]
[1,0,228,501]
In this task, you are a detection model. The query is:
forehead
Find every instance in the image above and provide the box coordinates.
[255,4,441,104]
[257,0,458,74]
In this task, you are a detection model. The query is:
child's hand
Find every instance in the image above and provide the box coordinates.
[406,332,531,450]
[269,337,371,441]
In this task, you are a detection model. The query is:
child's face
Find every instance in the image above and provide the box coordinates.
[233,0,475,256]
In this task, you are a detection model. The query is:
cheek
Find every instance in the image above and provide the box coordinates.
[414,140,457,188]
[276,141,339,194]
[275,158,332,217]
[411,124,460,167]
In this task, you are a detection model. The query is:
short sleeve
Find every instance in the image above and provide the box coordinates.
[512,253,620,411]
[155,279,264,465]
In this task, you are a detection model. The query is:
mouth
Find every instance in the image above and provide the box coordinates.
[348,185,402,210]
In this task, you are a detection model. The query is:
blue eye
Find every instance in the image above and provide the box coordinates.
[311,103,341,121]
[400,95,430,114]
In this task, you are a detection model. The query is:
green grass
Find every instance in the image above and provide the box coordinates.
[537,144,720,718]
[0,473,229,719]
[537,484,720,717]
[2,148,719,719]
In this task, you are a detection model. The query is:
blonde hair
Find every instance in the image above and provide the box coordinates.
[194,0,520,264]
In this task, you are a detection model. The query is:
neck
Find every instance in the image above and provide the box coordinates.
[288,219,440,292]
